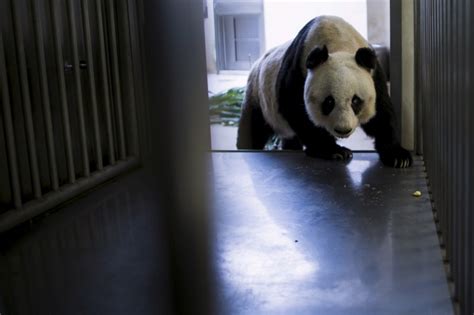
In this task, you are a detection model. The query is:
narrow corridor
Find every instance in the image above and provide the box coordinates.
[0,152,454,314]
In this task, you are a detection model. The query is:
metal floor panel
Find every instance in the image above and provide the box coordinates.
[0,171,172,315]
[212,152,454,315]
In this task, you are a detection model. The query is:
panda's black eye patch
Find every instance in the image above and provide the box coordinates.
[351,95,364,114]
[321,95,335,116]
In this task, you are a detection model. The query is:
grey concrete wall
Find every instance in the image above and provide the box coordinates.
[142,0,215,312]
[401,0,414,150]
[204,0,217,73]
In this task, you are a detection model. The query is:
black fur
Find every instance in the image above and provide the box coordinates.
[306,45,329,69]
[282,137,303,150]
[355,47,377,70]
[351,95,363,115]
[321,96,336,116]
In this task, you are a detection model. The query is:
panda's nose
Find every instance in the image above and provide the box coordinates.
[334,127,352,136]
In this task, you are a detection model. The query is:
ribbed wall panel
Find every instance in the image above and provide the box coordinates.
[416,1,473,314]
[0,0,143,232]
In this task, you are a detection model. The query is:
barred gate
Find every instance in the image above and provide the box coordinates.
[0,0,145,232]
[415,1,473,314]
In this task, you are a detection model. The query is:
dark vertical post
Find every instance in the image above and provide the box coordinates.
[414,0,423,155]
[142,0,214,314]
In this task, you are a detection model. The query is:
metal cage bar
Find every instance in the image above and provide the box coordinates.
[31,0,60,191]
[81,0,104,171]
[416,1,474,313]
[11,0,42,199]
[0,0,143,234]
[50,0,76,184]
[106,0,127,160]
[0,34,22,210]
[96,0,116,165]
[465,2,473,313]
[66,0,90,177]
[0,158,140,233]
[120,0,140,156]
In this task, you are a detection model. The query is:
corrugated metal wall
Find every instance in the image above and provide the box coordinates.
[0,0,145,232]
[415,1,473,314]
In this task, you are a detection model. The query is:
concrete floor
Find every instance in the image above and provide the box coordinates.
[0,171,172,315]
[0,152,453,315]
[207,72,248,95]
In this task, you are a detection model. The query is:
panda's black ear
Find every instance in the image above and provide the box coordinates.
[306,45,329,70]
[355,47,377,70]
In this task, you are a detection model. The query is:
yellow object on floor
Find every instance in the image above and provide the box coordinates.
[412,191,422,197]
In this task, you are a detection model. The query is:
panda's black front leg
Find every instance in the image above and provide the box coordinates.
[280,101,353,161]
[286,114,353,161]
[306,144,353,161]
[377,143,412,168]
[361,96,412,167]
[362,110,412,168]
[303,127,353,161]
[360,60,413,168]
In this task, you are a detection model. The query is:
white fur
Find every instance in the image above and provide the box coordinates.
[300,16,368,75]
[249,42,296,138]
[304,52,376,138]
[248,15,376,139]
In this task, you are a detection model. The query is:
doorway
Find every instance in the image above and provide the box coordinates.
[205,0,390,151]
[218,14,263,70]
[213,0,264,71]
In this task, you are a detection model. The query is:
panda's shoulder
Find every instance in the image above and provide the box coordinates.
[304,16,352,41]
[305,16,367,49]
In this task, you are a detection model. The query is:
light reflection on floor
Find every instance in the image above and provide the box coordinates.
[346,159,373,187]
[218,160,318,310]
[213,152,453,315]
[214,154,374,313]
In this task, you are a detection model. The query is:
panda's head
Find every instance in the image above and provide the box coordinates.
[303,45,377,139]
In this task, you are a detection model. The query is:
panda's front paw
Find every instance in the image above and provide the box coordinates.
[305,144,353,161]
[378,145,413,168]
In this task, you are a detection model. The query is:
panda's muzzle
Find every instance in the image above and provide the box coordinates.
[334,127,353,137]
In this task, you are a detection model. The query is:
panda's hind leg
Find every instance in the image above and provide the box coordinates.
[236,99,274,149]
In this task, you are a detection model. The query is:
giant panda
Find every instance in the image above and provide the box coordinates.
[236,16,412,168]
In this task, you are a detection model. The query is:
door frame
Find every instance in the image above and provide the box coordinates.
[390,0,403,145]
